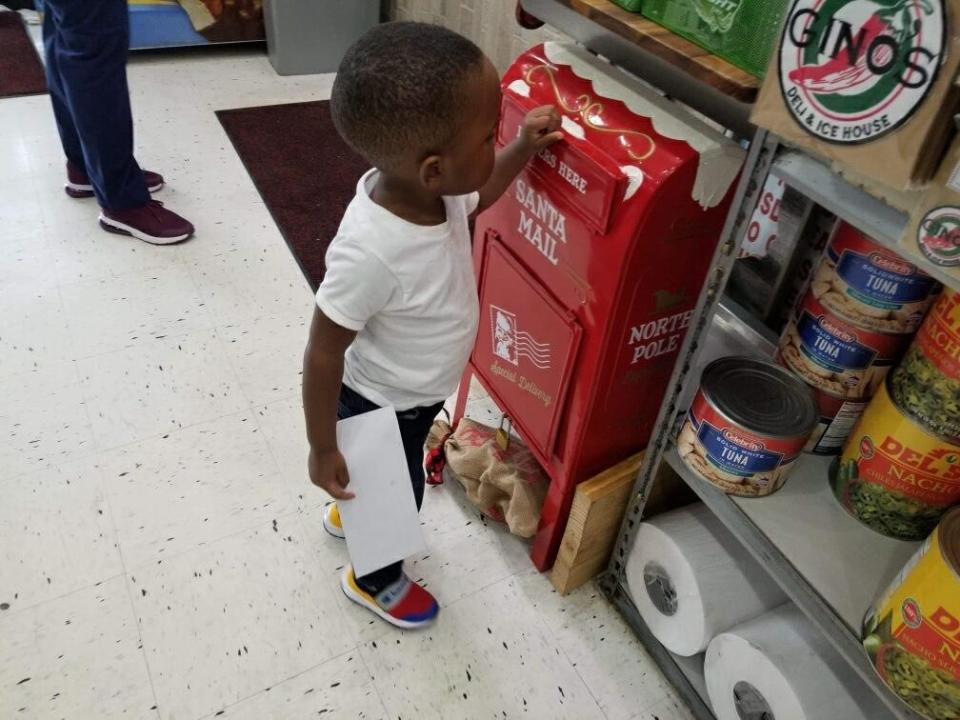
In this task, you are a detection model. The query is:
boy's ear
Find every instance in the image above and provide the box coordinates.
[418,154,443,190]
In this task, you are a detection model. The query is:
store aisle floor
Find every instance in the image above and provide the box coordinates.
[0,45,688,720]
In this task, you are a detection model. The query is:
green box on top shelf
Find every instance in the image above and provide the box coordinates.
[641,0,789,78]
[610,0,644,11]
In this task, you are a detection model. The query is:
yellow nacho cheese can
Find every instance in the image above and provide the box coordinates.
[863,507,960,720]
[831,380,960,541]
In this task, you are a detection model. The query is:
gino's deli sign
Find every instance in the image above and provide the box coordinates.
[779,0,946,144]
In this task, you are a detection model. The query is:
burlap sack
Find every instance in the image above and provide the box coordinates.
[751,1,960,190]
[427,418,549,538]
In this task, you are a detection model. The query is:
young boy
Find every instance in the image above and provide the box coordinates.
[302,21,561,629]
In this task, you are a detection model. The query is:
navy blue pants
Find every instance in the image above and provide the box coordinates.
[43,0,149,210]
[337,385,444,593]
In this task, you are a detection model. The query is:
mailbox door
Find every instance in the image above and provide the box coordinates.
[475,237,582,460]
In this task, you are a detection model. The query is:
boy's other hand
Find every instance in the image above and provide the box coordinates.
[521,105,563,154]
[309,448,355,500]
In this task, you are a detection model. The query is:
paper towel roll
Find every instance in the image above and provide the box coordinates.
[625,503,786,656]
[705,605,886,720]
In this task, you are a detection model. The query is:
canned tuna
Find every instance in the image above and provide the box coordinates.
[678,357,817,497]
[779,290,910,400]
[811,222,940,335]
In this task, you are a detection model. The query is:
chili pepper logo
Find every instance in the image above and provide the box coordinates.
[778,0,945,145]
[917,206,960,268]
[901,597,922,628]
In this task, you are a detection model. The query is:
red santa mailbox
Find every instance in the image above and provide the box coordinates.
[453,43,745,570]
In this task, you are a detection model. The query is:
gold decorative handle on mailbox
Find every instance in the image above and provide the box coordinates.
[523,64,656,163]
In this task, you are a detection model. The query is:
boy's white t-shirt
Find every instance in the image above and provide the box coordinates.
[316,169,480,411]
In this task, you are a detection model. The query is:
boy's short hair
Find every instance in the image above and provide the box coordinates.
[330,22,486,171]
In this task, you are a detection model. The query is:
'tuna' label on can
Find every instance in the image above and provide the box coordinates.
[812,222,940,335]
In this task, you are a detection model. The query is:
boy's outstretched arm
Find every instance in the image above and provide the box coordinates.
[477,105,563,213]
[302,307,358,500]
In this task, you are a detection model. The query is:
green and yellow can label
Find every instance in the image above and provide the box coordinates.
[891,289,960,444]
[833,381,960,540]
[863,509,960,719]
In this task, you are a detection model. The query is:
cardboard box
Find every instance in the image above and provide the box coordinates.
[752,0,960,190]
[901,134,960,275]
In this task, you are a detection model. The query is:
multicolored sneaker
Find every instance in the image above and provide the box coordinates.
[322,502,346,539]
[340,566,439,629]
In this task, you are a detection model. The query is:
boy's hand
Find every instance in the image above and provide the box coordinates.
[520,105,563,155]
[477,106,564,213]
[309,447,355,500]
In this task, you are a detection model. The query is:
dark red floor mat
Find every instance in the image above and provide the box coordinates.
[0,13,47,99]
[216,100,369,291]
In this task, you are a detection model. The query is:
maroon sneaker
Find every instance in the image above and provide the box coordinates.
[65,161,164,199]
[99,200,194,245]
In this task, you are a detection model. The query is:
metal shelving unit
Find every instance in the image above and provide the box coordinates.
[598,136,929,719]
[519,3,947,719]
[771,151,960,293]
[602,132,929,711]
[769,152,908,249]
[663,448,920,715]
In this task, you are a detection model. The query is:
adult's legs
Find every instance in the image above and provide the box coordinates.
[42,8,84,171]
[41,0,149,210]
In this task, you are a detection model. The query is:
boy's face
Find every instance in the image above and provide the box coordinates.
[434,59,502,196]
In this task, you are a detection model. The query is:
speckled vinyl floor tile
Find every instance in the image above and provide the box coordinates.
[0,175,47,242]
[0,287,69,380]
[359,574,604,719]
[0,360,96,478]
[216,310,311,407]
[59,264,213,359]
[0,456,122,611]
[0,577,157,719]
[0,237,58,303]
[184,240,311,328]
[98,412,295,569]
[76,329,248,451]
[253,396,314,503]
[514,573,675,720]
[195,651,386,720]
[130,518,354,720]
[47,216,186,285]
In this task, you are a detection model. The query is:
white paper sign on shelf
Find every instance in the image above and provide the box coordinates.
[739,173,785,259]
[336,407,427,577]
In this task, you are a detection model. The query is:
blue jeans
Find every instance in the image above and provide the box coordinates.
[43,0,150,210]
[337,384,444,593]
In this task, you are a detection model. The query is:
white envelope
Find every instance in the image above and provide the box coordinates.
[335,406,427,577]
